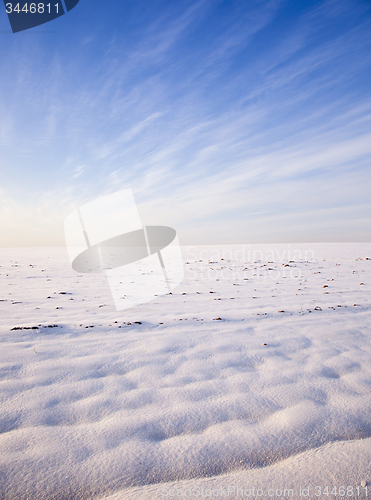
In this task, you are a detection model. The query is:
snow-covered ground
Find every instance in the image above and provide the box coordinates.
[0,243,370,500]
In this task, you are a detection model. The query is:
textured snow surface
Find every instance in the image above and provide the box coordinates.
[0,243,370,500]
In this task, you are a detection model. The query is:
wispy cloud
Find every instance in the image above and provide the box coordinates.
[0,0,370,245]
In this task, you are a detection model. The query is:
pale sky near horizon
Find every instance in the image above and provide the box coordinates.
[0,0,370,247]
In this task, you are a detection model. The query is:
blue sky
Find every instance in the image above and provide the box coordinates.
[0,0,370,247]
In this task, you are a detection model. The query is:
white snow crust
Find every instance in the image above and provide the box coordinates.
[0,243,370,500]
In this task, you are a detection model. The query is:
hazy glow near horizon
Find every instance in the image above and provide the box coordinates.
[0,0,370,247]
